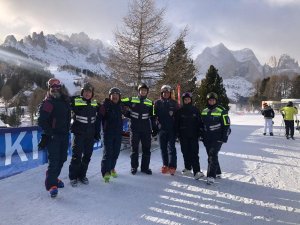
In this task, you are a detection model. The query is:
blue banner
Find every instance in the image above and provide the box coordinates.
[0,126,102,179]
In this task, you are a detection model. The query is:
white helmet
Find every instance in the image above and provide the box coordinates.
[161,85,171,93]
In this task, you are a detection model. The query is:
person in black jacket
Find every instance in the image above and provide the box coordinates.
[38,78,71,197]
[261,102,275,136]
[154,85,179,175]
[121,83,157,175]
[100,87,124,183]
[68,83,100,187]
[201,92,231,185]
[175,92,204,180]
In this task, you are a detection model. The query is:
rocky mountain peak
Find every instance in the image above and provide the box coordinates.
[277,54,299,69]
[3,35,17,46]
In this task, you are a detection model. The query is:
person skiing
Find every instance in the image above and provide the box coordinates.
[280,101,298,140]
[68,83,100,187]
[38,78,71,197]
[200,92,231,185]
[175,92,204,180]
[122,83,157,175]
[100,87,124,182]
[154,85,179,175]
[261,102,275,136]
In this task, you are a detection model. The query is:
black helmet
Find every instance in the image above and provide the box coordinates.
[161,85,172,93]
[138,83,149,91]
[81,83,94,97]
[287,101,293,106]
[206,92,218,100]
[109,87,121,96]
[182,92,192,99]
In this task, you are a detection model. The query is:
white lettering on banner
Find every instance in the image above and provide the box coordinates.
[32,130,38,160]
[5,132,28,166]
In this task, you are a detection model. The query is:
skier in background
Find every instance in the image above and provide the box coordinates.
[261,102,275,136]
[280,101,298,140]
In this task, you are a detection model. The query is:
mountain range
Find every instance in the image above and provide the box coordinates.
[195,43,300,82]
[1,32,300,101]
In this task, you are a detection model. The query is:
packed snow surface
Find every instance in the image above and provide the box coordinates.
[0,113,300,225]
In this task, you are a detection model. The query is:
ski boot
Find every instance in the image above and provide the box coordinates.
[57,179,64,188]
[104,173,110,183]
[206,177,215,185]
[70,179,78,187]
[49,186,58,198]
[161,166,169,174]
[141,168,152,175]
[169,167,176,176]
[111,169,118,178]
[194,171,205,180]
[80,177,89,185]
[181,168,192,176]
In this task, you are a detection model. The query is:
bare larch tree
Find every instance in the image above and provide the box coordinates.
[107,0,170,90]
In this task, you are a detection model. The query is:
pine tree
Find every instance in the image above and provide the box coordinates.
[194,65,229,112]
[158,38,196,99]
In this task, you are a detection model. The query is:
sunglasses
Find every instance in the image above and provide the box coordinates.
[50,84,61,89]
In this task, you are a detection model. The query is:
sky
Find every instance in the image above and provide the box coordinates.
[0,0,300,64]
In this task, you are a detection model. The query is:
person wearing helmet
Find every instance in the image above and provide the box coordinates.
[261,102,275,136]
[99,87,124,182]
[37,78,71,197]
[154,85,179,175]
[121,83,156,175]
[201,92,231,185]
[68,82,100,187]
[175,92,204,180]
[280,101,298,140]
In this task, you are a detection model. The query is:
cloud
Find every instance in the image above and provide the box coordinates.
[0,0,299,64]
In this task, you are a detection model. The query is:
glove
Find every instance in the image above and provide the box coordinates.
[151,129,158,137]
[38,134,50,149]
[94,133,101,141]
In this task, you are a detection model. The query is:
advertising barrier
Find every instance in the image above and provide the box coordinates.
[0,126,102,179]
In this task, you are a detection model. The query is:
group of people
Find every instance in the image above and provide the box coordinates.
[261,101,298,139]
[38,78,231,198]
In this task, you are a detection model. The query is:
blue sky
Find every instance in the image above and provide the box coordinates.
[0,0,299,64]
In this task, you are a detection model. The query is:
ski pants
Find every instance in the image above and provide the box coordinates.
[204,141,222,178]
[264,118,273,133]
[101,133,122,177]
[130,130,151,170]
[45,134,69,190]
[158,130,177,169]
[284,120,294,137]
[69,133,94,180]
[179,136,200,175]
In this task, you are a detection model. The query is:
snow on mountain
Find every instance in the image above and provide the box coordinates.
[223,77,254,101]
[195,43,264,83]
[263,54,300,76]
[2,31,110,75]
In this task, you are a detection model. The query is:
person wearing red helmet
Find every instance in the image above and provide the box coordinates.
[38,78,71,197]
[154,85,179,175]
[261,102,275,136]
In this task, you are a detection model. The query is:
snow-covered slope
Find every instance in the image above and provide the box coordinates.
[0,114,299,225]
[3,32,110,75]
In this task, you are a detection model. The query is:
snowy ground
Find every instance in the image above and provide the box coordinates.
[0,113,300,225]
